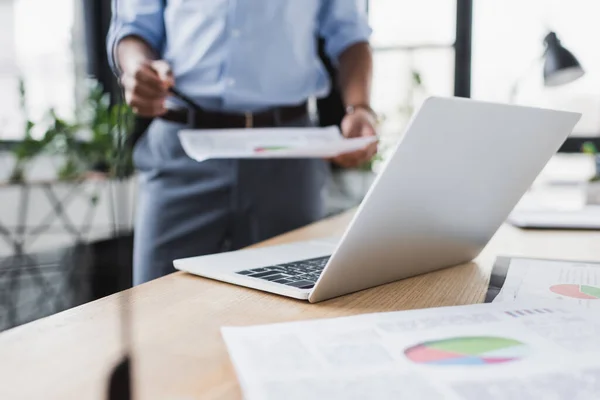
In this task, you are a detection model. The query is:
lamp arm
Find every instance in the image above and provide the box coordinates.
[508,55,544,103]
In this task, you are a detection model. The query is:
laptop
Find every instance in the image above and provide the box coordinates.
[174,97,581,303]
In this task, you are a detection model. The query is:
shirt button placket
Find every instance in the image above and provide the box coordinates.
[223,1,241,107]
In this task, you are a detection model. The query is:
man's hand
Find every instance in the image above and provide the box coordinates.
[117,37,175,117]
[120,59,174,117]
[333,41,376,168]
[331,107,378,168]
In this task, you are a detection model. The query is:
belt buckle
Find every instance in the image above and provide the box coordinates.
[245,112,254,128]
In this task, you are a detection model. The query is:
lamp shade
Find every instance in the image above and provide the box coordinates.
[543,32,585,87]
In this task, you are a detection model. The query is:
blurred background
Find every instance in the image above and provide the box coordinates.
[1,0,598,331]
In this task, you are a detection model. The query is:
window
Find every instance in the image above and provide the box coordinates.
[0,0,20,140]
[369,0,457,145]
[0,0,82,140]
[472,0,600,137]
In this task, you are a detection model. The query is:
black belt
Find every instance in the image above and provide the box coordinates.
[159,102,309,129]
[127,87,308,148]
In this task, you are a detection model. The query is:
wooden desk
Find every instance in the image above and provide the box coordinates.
[1,209,599,400]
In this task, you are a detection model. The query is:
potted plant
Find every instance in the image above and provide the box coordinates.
[2,79,135,251]
[6,79,133,183]
[582,141,600,205]
[41,81,134,181]
[75,81,134,177]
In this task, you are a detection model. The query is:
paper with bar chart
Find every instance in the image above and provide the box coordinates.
[492,258,600,308]
[178,126,377,162]
[222,302,600,400]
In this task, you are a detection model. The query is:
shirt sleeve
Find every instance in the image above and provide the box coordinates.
[318,0,372,64]
[106,0,166,76]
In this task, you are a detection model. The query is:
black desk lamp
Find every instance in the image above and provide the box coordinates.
[543,31,585,87]
[509,31,585,102]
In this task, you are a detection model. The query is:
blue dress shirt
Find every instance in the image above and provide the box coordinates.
[108,0,371,113]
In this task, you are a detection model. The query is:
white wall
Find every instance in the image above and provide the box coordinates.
[0,0,22,140]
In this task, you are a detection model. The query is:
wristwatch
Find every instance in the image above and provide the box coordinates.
[345,104,378,121]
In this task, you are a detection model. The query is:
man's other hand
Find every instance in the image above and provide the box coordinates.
[332,107,378,168]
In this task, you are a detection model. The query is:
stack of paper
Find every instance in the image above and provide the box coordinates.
[492,258,600,309]
[222,302,600,399]
[221,256,600,399]
[178,126,377,162]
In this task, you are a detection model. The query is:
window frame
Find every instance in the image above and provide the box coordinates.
[368,0,472,98]
[464,0,597,152]
[370,0,598,153]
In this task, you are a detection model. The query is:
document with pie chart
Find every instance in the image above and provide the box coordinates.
[492,257,600,308]
[222,301,600,400]
[179,126,377,162]
[404,336,529,366]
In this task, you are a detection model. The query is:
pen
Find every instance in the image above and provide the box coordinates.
[169,87,201,111]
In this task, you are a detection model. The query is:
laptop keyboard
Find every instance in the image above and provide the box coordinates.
[236,256,330,289]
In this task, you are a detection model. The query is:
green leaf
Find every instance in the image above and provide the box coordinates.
[412,70,423,86]
[90,193,100,206]
[57,157,82,181]
[582,141,598,155]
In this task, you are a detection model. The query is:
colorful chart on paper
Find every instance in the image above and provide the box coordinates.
[550,284,600,300]
[254,146,291,153]
[405,336,528,366]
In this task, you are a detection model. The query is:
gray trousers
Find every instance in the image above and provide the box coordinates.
[132,116,328,285]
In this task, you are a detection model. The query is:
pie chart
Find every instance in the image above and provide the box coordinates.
[405,336,527,366]
[550,284,600,300]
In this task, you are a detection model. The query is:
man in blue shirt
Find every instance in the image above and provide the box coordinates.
[108,0,377,284]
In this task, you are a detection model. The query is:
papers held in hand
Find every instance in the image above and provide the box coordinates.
[178,126,377,162]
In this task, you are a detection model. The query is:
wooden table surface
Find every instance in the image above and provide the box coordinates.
[1,209,600,400]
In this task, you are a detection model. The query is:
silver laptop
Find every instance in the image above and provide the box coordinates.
[174,97,580,303]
